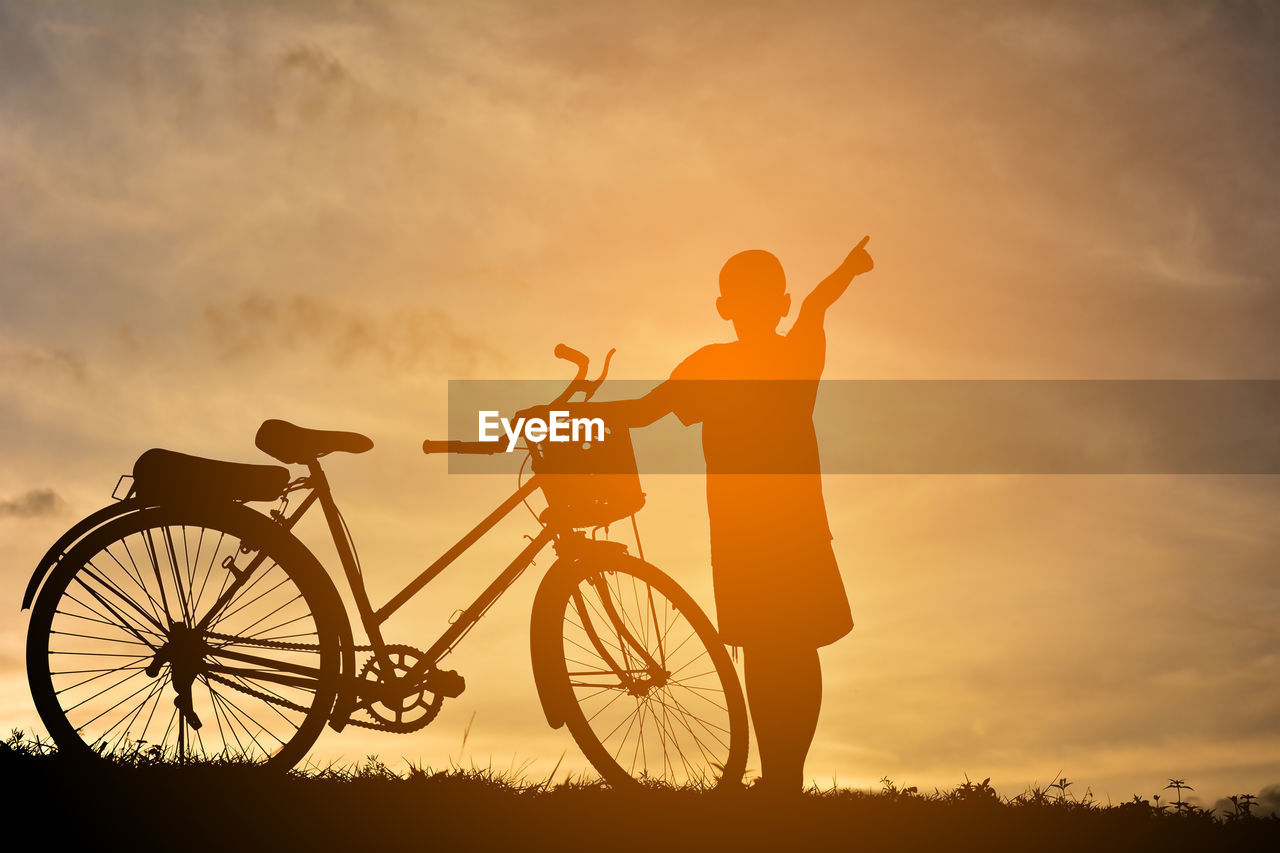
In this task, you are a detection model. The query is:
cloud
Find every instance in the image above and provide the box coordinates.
[0,488,65,518]
[270,42,423,137]
[1260,784,1280,818]
[0,346,87,383]
[200,292,501,373]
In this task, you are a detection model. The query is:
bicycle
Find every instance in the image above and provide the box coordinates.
[22,345,748,788]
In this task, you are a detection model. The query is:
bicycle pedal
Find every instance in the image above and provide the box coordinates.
[425,669,465,699]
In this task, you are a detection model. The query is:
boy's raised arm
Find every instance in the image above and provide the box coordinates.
[795,236,874,332]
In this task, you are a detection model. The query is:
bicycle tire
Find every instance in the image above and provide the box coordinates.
[532,550,747,788]
[27,502,341,770]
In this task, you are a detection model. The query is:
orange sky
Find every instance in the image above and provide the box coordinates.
[1,0,1277,808]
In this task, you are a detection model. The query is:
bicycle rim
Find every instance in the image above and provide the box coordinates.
[27,504,339,769]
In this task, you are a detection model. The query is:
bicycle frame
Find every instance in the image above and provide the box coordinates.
[195,461,554,692]
[193,454,664,717]
[191,346,664,721]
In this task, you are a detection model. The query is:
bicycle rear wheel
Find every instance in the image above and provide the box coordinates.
[27,503,341,769]
[533,551,747,788]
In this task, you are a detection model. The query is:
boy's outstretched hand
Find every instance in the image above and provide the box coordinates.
[844,235,874,276]
[795,235,877,328]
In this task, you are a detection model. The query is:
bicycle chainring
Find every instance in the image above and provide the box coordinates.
[354,645,445,733]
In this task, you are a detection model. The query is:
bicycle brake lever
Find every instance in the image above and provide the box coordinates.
[581,348,615,401]
[550,346,615,406]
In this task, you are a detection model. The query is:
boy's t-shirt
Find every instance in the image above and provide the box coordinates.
[657,323,853,647]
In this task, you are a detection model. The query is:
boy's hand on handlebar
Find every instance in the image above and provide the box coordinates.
[513,404,551,424]
[514,401,605,425]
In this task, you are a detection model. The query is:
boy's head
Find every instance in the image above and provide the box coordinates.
[716,249,790,338]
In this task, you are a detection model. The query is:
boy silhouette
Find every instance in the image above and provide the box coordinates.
[586,237,874,793]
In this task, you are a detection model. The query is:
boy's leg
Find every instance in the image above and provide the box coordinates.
[743,641,822,792]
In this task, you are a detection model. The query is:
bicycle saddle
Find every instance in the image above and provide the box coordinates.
[132,448,290,504]
[255,419,374,464]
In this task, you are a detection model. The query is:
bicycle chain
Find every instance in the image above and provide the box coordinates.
[199,630,422,732]
[202,630,359,654]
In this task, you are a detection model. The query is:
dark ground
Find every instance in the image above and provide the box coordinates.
[4,742,1277,853]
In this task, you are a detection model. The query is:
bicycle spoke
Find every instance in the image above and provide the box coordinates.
[579,588,631,667]
[139,528,176,622]
[664,688,732,748]
[632,698,647,775]
[662,625,703,665]
[57,662,147,708]
[53,655,151,695]
[102,543,167,626]
[160,705,178,754]
[231,594,306,640]
[585,687,630,725]
[207,682,285,750]
[221,672,306,723]
[159,526,192,624]
[212,570,288,629]
[75,566,166,640]
[190,529,223,617]
[649,689,719,769]
[136,670,172,752]
[51,628,152,647]
[55,605,161,643]
[103,674,169,755]
[659,700,695,780]
[73,669,160,728]
[50,664,150,676]
[606,703,645,763]
[195,557,263,631]
[207,686,248,757]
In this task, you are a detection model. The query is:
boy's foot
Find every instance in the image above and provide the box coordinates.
[746,776,803,802]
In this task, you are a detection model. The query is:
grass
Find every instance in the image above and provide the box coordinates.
[4,730,1276,853]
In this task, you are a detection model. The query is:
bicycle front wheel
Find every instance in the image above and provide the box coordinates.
[533,551,747,788]
[27,503,341,769]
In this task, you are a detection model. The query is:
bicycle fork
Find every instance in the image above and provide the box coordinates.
[572,574,669,696]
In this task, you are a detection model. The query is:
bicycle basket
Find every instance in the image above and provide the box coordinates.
[530,417,644,529]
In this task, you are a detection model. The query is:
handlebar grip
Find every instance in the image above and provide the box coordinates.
[554,343,589,370]
[422,440,505,455]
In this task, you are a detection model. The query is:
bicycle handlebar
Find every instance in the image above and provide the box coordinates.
[554,343,589,379]
[422,344,615,456]
[550,343,613,407]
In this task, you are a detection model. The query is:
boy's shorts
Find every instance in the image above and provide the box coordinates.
[711,535,853,648]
